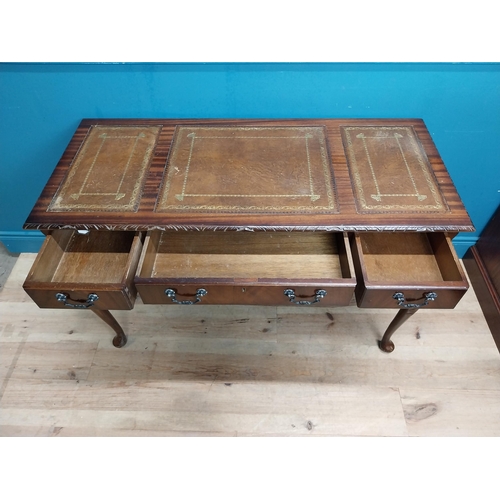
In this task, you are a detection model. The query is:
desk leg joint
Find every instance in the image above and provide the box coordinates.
[379,308,418,353]
[91,309,127,348]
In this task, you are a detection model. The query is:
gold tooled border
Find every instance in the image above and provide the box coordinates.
[341,126,449,214]
[48,125,161,213]
[155,125,338,214]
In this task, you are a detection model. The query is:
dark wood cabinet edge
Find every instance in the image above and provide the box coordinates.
[463,245,500,354]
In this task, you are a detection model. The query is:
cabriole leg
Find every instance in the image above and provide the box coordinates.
[91,309,127,347]
[378,308,418,353]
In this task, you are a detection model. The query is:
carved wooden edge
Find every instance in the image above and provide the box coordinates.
[23,223,476,233]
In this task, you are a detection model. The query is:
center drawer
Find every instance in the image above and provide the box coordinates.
[134,231,356,307]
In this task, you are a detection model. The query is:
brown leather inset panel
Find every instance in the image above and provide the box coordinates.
[48,125,161,212]
[341,126,448,214]
[156,126,338,213]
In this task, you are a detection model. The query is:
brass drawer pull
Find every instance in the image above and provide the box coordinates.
[392,291,438,309]
[284,289,327,305]
[55,292,99,309]
[165,288,208,305]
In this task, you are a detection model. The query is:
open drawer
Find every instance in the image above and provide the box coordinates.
[351,232,469,309]
[23,230,144,310]
[135,231,356,307]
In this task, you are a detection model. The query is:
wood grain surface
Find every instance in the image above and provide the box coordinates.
[143,231,345,279]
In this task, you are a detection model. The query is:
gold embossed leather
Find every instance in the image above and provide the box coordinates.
[341,126,448,214]
[49,125,161,212]
[156,126,337,214]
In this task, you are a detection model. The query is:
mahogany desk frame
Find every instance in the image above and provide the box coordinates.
[22,119,474,353]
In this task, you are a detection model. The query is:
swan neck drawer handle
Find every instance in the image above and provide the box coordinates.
[165,288,208,305]
[55,292,99,308]
[284,289,327,305]
[392,291,438,309]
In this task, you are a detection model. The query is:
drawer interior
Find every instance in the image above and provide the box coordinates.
[138,231,353,281]
[28,230,139,284]
[358,232,463,283]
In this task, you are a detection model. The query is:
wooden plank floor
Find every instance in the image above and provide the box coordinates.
[0,242,18,291]
[1,253,500,437]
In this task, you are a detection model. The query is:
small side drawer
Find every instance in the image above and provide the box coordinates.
[351,232,469,309]
[135,230,356,306]
[23,230,144,310]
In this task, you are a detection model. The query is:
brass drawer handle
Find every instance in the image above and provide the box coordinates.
[284,289,327,305]
[55,292,99,309]
[165,288,207,305]
[392,291,438,309]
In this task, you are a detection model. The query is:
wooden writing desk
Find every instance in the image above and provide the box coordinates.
[22,119,474,352]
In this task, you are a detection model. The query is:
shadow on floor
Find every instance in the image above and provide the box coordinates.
[0,241,19,290]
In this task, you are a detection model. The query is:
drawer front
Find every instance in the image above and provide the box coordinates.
[137,282,353,307]
[234,285,353,307]
[351,232,469,309]
[356,286,468,309]
[136,283,234,305]
[24,286,136,311]
[23,230,144,311]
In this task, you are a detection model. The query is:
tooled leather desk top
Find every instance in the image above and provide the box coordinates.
[24,118,474,232]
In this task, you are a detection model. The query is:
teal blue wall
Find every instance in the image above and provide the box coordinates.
[1,63,499,255]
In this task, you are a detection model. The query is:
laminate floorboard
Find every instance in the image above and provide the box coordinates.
[1,254,499,437]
